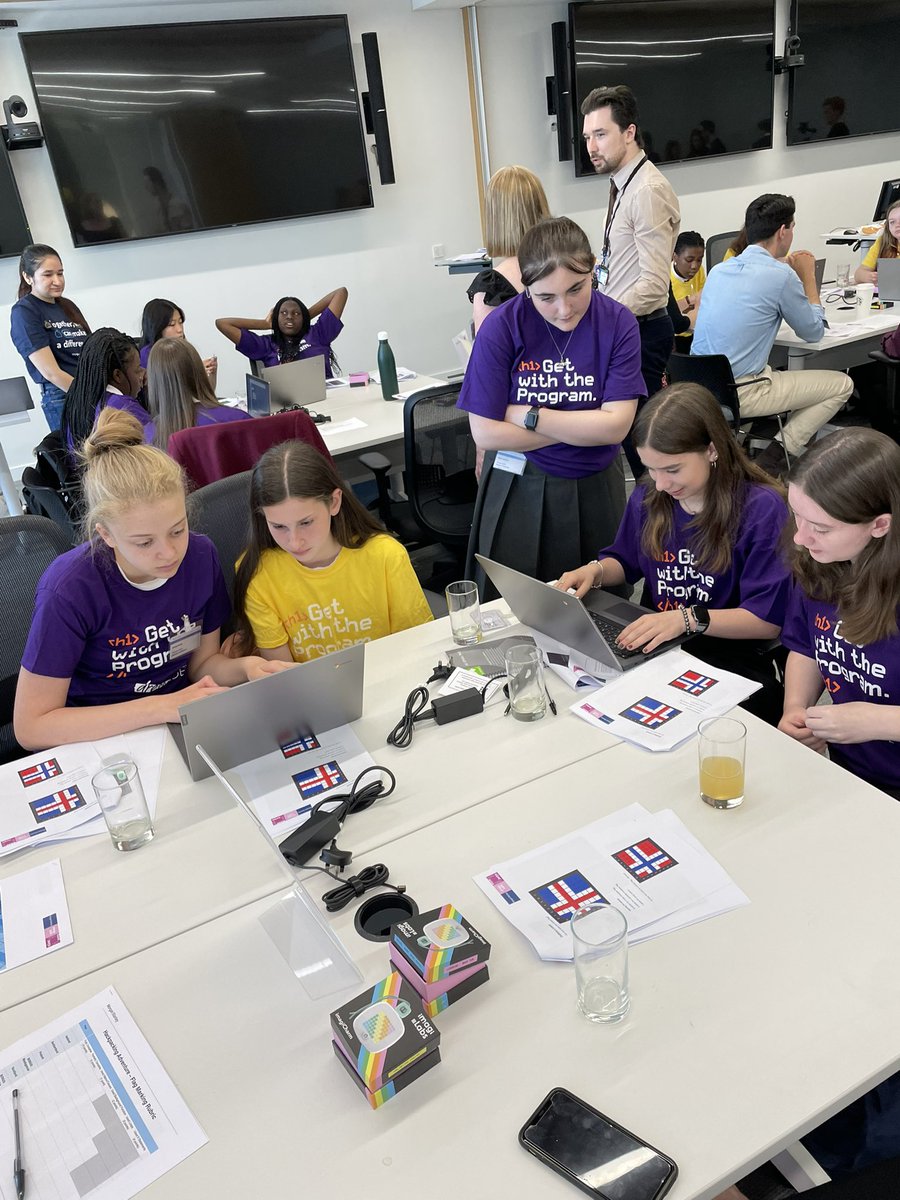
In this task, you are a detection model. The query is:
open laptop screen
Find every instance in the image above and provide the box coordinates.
[246,374,271,418]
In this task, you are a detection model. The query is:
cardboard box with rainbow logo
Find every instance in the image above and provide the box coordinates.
[389,903,491,1017]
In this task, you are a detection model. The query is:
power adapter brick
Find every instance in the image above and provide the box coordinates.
[430,688,484,725]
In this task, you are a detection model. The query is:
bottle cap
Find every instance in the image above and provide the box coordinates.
[377,331,388,340]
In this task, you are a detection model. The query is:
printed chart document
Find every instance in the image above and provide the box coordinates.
[475,802,748,961]
[229,724,375,840]
[0,859,72,973]
[0,986,206,1199]
[570,649,760,751]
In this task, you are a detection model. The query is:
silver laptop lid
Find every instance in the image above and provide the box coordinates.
[260,355,327,408]
[877,259,900,302]
[175,644,365,781]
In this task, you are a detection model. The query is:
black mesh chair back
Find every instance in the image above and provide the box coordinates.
[403,383,478,548]
[189,470,253,611]
[21,430,84,542]
[666,353,742,430]
[706,230,740,272]
[0,516,73,763]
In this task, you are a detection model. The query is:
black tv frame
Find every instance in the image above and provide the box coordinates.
[19,13,373,247]
[0,136,31,259]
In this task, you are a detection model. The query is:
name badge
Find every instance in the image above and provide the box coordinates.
[493,451,527,476]
[594,262,610,289]
[168,616,203,659]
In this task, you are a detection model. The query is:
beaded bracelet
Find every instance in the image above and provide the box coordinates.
[678,605,691,635]
[590,560,604,590]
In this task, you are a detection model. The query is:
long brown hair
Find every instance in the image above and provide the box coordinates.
[147,337,220,449]
[788,428,900,644]
[634,383,783,573]
[879,199,900,259]
[232,442,388,651]
[17,243,90,332]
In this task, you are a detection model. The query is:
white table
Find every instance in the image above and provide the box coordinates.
[771,308,897,371]
[5,715,899,1199]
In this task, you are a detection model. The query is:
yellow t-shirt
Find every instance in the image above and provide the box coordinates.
[670,264,706,337]
[861,232,897,270]
[723,247,737,261]
[244,534,433,662]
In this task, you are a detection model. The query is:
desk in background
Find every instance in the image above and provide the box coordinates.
[770,308,897,371]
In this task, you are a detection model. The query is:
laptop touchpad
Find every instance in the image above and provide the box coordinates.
[605,602,643,622]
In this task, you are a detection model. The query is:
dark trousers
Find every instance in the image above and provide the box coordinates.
[623,313,675,477]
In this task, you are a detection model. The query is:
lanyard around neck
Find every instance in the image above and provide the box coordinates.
[602,154,648,261]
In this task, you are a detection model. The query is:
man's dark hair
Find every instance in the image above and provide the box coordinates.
[674,231,705,254]
[744,194,796,244]
[580,85,642,145]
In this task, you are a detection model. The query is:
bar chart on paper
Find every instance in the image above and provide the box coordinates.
[0,988,206,1200]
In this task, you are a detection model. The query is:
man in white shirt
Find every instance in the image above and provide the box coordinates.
[581,85,681,473]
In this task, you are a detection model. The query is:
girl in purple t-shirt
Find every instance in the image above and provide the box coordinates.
[458,217,644,591]
[145,337,250,450]
[139,298,217,389]
[558,383,791,722]
[60,328,150,454]
[15,409,291,751]
[780,427,900,798]
[215,287,348,378]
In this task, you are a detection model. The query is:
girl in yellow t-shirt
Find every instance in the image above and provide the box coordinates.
[232,442,433,662]
[855,200,900,284]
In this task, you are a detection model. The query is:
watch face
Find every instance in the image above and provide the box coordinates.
[693,605,710,630]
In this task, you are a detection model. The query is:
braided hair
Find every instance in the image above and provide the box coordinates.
[61,328,143,451]
[271,295,340,376]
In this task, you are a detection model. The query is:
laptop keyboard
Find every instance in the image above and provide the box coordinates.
[588,612,643,659]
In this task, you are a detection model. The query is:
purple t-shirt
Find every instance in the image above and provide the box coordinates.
[65,392,151,454]
[782,589,900,790]
[602,482,792,623]
[22,533,231,706]
[457,290,644,479]
[145,403,250,445]
[235,308,342,377]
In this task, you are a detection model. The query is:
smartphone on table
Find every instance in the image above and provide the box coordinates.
[519,1087,678,1200]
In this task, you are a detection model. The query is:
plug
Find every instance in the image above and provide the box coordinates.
[431,688,484,725]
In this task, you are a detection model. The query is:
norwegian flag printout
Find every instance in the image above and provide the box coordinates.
[475,803,748,961]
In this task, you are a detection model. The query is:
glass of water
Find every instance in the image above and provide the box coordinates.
[572,903,630,1023]
[445,580,482,645]
[91,758,154,851]
[504,643,547,721]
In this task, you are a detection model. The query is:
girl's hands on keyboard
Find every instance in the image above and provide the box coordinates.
[616,609,685,654]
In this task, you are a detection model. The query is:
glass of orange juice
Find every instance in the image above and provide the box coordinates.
[698,716,746,809]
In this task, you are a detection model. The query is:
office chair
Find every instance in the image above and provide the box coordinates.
[706,230,740,273]
[168,408,332,488]
[0,515,73,763]
[666,353,792,469]
[867,348,900,431]
[20,430,83,543]
[189,470,252,612]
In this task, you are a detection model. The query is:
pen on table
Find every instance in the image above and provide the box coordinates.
[545,684,557,716]
[12,1087,24,1200]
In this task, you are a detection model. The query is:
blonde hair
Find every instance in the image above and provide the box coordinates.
[483,165,551,259]
[881,199,900,259]
[80,408,186,541]
[147,337,220,450]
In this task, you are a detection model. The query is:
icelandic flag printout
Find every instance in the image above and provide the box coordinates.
[613,839,678,882]
[28,786,86,824]
[620,697,681,729]
[530,870,608,923]
[280,735,320,758]
[292,761,347,799]
[43,913,61,947]
[18,759,62,788]
[670,669,717,696]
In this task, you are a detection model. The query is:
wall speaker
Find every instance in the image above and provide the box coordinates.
[549,21,573,162]
[361,32,395,186]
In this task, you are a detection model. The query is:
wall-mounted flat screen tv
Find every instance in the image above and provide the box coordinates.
[786,0,900,145]
[0,140,31,259]
[569,0,776,174]
[20,15,372,246]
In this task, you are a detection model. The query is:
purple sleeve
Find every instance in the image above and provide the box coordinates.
[781,586,816,658]
[602,307,647,402]
[22,556,94,680]
[308,307,343,349]
[236,329,279,366]
[105,394,151,428]
[731,487,793,624]
[139,344,151,369]
[598,487,645,584]
[456,312,514,420]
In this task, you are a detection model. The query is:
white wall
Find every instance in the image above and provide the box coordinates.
[0,0,481,471]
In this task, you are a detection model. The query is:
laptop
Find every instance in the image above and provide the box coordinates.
[877,258,900,302]
[476,555,692,675]
[246,373,271,418]
[0,376,35,416]
[169,644,365,781]
[260,355,327,409]
[814,258,826,291]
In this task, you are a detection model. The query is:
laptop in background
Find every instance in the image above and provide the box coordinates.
[260,355,327,409]
[246,373,271,418]
[877,259,900,302]
[169,644,365,781]
[814,258,826,290]
[476,555,692,675]
[0,377,34,416]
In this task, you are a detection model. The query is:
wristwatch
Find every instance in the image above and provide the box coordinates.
[524,406,540,431]
[690,604,710,634]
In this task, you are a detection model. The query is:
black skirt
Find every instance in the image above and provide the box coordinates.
[467,452,626,599]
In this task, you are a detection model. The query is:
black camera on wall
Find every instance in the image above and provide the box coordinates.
[2,95,43,150]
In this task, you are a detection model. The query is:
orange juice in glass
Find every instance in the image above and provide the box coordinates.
[698,717,746,809]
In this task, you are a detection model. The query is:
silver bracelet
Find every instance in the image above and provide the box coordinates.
[590,560,604,590]
[678,605,691,636]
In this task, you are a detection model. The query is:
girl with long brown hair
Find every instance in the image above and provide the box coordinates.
[146,337,249,450]
[557,383,792,720]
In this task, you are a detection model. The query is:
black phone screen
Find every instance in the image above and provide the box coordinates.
[521,1090,676,1200]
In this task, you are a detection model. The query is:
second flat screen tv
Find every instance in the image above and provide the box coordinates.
[20,15,372,246]
[569,0,775,174]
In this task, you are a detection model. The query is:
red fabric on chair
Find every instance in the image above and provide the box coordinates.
[882,323,900,360]
[168,409,333,488]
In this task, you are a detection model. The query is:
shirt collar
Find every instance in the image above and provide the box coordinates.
[611,151,645,191]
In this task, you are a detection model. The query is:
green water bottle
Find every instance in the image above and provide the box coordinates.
[377,331,399,401]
